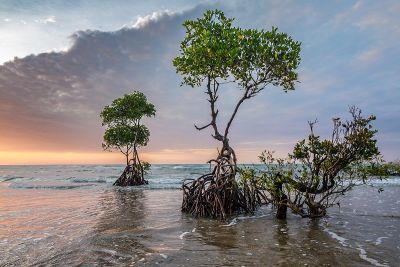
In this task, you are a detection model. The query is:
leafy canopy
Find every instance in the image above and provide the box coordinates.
[102,124,150,151]
[100,91,156,163]
[246,107,383,217]
[101,91,156,127]
[173,9,301,93]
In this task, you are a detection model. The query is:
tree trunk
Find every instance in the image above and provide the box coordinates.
[276,195,288,219]
[307,200,326,218]
[114,149,148,186]
[274,180,288,220]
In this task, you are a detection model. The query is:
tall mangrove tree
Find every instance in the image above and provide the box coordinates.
[173,10,301,219]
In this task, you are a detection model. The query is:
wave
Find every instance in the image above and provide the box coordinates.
[222,214,269,227]
[172,166,185,169]
[374,237,388,246]
[0,176,24,182]
[179,228,196,239]
[323,228,348,247]
[67,176,111,183]
[10,183,96,190]
[2,165,397,192]
[356,244,389,267]
[369,177,400,185]
[93,165,123,171]
[110,183,181,190]
[70,178,108,183]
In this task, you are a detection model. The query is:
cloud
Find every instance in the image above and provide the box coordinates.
[0,6,209,156]
[355,46,381,66]
[0,1,399,163]
[33,16,57,24]
[44,16,56,23]
[131,10,174,28]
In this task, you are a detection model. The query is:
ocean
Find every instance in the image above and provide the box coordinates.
[0,164,399,266]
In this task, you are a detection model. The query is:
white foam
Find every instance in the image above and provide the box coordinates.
[222,214,268,227]
[323,229,347,247]
[97,248,117,255]
[179,231,191,239]
[374,237,388,246]
[357,245,388,267]
[172,166,185,169]
[222,218,238,227]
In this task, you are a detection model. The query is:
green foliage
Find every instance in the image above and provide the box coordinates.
[141,161,151,173]
[173,9,301,92]
[237,167,259,187]
[100,91,156,165]
[101,91,155,127]
[367,160,400,176]
[289,107,380,185]
[232,27,301,92]
[102,124,150,151]
[173,9,301,152]
[173,10,234,87]
[243,107,384,218]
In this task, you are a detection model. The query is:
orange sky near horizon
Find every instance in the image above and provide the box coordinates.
[0,148,276,165]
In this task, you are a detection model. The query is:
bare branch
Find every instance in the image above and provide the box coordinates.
[224,87,250,139]
[194,122,213,131]
[195,76,224,141]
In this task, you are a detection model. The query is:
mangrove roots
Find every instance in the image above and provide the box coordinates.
[182,150,265,219]
[113,162,148,186]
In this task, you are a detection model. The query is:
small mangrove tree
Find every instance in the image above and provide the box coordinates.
[101,91,156,186]
[252,107,382,219]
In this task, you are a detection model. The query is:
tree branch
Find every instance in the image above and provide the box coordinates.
[195,76,223,141]
[224,87,250,139]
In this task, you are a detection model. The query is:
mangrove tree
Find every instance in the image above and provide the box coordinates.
[173,9,301,219]
[101,91,156,186]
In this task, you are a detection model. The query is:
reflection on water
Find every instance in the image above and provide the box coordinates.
[1,172,400,266]
[76,189,150,266]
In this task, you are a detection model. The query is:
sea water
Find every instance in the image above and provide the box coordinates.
[0,165,399,266]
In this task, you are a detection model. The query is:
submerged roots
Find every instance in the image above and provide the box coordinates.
[113,164,148,186]
[182,157,265,219]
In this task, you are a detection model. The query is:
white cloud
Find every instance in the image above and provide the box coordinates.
[355,46,381,65]
[132,10,174,29]
[44,16,56,24]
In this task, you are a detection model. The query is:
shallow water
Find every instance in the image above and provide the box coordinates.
[0,165,399,266]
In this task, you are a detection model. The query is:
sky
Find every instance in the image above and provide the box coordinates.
[0,0,399,164]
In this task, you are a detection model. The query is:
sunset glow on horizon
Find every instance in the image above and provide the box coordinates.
[0,147,288,165]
